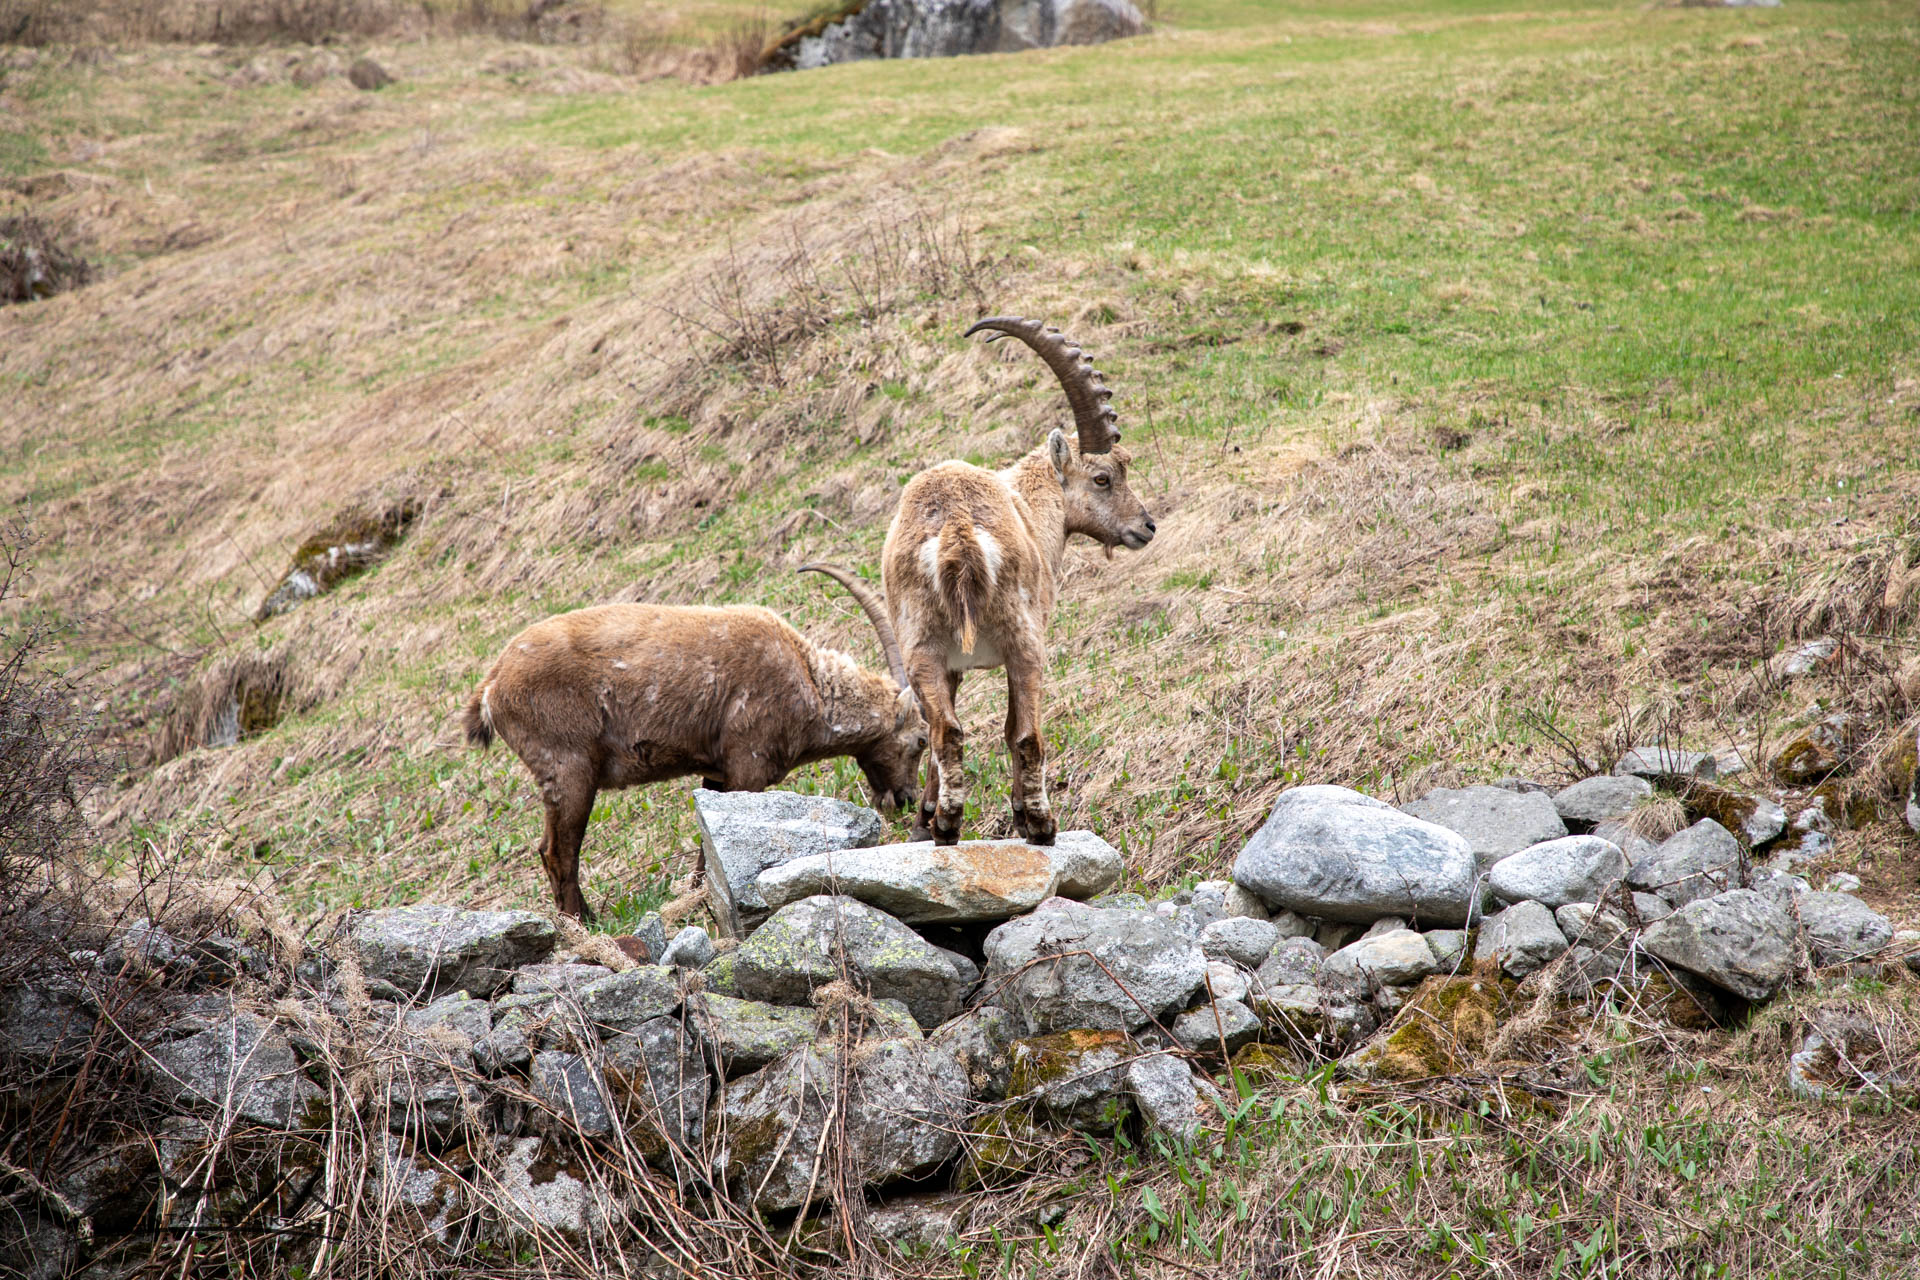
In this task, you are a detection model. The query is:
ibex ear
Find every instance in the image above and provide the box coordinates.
[1047,428,1071,484]
[894,684,921,728]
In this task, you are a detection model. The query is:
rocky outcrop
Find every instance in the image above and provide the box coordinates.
[769,0,1147,72]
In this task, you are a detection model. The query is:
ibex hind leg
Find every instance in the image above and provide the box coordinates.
[910,661,967,845]
[537,768,597,922]
[1004,661,1055,846]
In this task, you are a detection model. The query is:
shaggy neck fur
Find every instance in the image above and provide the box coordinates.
[1002,447,1070,571]
[803,647,897,757]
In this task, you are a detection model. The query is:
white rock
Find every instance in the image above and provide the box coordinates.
[1322,930,1442,987]
[1233,785,1479,926]
[1488,836,1628,908]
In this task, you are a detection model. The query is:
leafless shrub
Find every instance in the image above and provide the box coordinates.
[0,519,106,901]
[660,204,1003,386]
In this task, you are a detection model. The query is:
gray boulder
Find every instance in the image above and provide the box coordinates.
[1743,796,1789,847]
[1048,829,1126,898]
[1626,819,1743,907]
[510,963,613,995]
[1322,930,1442,987]
[1553,903,1633,961]
[1126,1053,1200,1142]
[531,1050,614,1138]
[734,896,967,1027]
[787,0,1146,70]
[348,905,555,999]
[1472,901,1568,979]
[1797,892,1893,966]
[1613,747,1717,781]
[605,1016,708,1158]
[1233,785,1478,926]
[403,990,492,1043]
[1199,916,1281,968]
[1424,929,1469,969]
[1592,820,1658,865]
[1254,937,1324,989]
[147,1013,326,1129]
[982,899,1206,1034]
[1553,775,1652,826]
[1172,998,1261,1056]
[713,1039,968,1212]
[0,983,95,1065]
[929,1004,1021,1101]
[1400,784,1567,870]
[1488,835,1628,908]
[1190,878,1270,923]
[659,926,715,970]
[577,966,682,1034]
[756,840,1058,923]
[1640,889,1795,1001]
[687,993,817,1078]
[693,789,884,937]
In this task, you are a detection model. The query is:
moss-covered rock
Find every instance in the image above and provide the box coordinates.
[256,495,420,621]
[1341,972,1513,1081]
[1006,1028,1133,1133]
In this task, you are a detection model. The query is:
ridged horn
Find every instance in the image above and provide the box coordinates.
[798,563,909,692]
[965,315,1121,454]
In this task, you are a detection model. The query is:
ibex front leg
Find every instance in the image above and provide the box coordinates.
[1003,644,1055,845]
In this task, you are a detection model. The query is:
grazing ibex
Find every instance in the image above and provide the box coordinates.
[464,566,925,919]
[882,316,1156,846]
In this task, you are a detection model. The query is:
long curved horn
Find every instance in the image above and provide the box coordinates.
[798,563,909,691]
[965,315,1121,454]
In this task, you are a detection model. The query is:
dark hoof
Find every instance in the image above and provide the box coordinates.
[932,817,963,846]
[1024,816,1058,846]
[910,824,933,843]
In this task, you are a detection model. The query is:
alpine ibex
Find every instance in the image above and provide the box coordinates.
[464,566,925,919]
[882,316,1156,846]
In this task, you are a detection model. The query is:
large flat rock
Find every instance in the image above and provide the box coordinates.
[1233,785,1478,926]
[757,840,1058,923]
[693,790,884,938]
[146,1013,326,1130]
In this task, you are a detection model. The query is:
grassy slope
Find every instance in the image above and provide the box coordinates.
[2,0,1917,928]
[5,3,1920,1275]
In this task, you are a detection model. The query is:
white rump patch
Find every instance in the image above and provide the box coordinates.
[917,534,941,581]
[975,528,1002,586]
[480,688,494,731]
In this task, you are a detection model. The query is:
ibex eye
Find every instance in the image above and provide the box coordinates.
[1095,474,1110,487]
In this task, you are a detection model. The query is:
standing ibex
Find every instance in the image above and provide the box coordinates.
[882,317,1156,846]
[464,566,925,919]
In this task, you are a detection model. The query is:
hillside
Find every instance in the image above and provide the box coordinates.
[4,0,1918,920]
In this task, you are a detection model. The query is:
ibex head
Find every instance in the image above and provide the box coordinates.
[968,316,1157,552]
[798,563,927,813]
